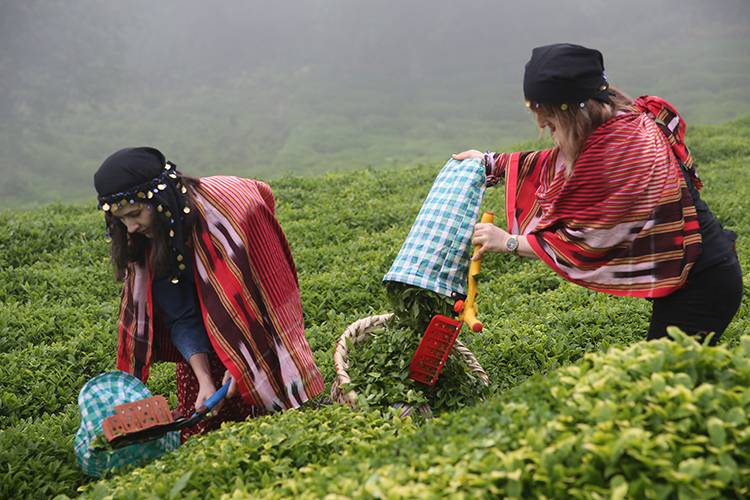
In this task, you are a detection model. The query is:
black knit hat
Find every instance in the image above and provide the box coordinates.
[523,43,610,106]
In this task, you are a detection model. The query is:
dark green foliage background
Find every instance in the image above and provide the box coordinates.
[0,117,748,498]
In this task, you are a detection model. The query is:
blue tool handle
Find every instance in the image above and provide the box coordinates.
[204,379,231,410]
[192,379,232,417]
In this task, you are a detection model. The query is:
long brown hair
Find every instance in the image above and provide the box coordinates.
[531,86,633,174]
[107,175,201,281]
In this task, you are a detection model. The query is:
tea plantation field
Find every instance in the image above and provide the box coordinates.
[1,116,749,498]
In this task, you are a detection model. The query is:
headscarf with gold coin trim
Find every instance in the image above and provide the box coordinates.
[94,147,191,284]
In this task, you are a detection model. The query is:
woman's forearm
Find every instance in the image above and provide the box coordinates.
[188,352,213,385]
[516,235,539,259]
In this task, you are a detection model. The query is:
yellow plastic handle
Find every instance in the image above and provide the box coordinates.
[460,211,494,332]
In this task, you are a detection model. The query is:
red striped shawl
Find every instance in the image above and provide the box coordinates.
[492,102,701,298]
[116,176,324,411]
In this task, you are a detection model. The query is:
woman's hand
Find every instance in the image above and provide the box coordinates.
[221,370,238,399]
[472,222,510,260]
[194,381,217,412]
[452,149,483,161]
[207,370,238,416]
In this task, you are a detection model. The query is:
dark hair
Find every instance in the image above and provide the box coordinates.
[108,175,201,281]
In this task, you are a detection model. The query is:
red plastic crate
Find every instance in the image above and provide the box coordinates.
[408,315,462,386]
[102,395,174,441]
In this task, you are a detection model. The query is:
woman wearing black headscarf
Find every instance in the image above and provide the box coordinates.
[95,147,325,440]
[454,43,742,343]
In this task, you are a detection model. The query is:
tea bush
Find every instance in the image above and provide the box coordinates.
[0,116,747,497]
[343,284,490,413]
[0,360,177,499]
[0,406,82,499]
[221,331,750,499]
[80,405,416,499]
[0,336,114,427]
[345,321,490,413]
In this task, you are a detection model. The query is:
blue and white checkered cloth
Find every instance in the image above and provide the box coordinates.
[75,371,180,477]
[383,158,486,297]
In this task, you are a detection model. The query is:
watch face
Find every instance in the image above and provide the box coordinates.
[506,236,519,252]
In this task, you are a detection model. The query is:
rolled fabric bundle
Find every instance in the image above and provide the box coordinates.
[383,158,486,298]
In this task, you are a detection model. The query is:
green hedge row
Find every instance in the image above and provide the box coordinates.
[0,406,82,499]
[80,405,416,499]
[0,337,181,428]
[243,332,750,499]
[0,116,747,497]
[0,336,114,427]
[0,363,176,499]
[0,300,116,354]
[84,332,750,498]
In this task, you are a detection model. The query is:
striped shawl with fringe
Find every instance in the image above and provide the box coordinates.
[488,97,702,298]
[116,176,324,411]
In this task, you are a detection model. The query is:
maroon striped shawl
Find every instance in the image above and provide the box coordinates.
[489,101,702,298]
[116,176,324,411]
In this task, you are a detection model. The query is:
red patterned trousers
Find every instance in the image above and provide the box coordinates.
[175,351,264,442]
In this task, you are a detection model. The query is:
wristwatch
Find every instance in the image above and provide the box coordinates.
[505,235,519,253]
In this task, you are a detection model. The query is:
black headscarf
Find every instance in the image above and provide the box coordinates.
[94,146,191,284]
[523,43,610,106]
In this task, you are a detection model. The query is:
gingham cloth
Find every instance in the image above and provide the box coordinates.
[75,371,180,477]
[383,158,486,297]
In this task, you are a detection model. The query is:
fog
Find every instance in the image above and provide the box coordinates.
[1,0,748,207]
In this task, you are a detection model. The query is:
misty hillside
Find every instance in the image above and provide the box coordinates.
[1,0,749,208]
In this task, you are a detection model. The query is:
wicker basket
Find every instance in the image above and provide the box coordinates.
[331,313,490,414]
